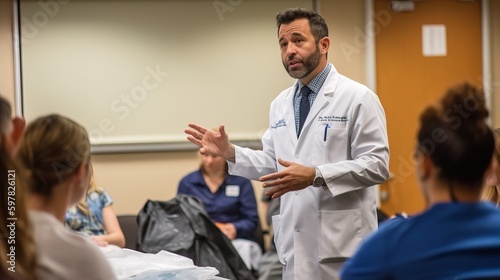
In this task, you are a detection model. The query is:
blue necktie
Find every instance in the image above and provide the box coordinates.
[298,86,311,137]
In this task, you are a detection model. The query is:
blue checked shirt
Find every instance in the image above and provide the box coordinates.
[294,63,332,136]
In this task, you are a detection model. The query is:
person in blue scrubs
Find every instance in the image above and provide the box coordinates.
[340,83,500,279]
[178,152,258,242]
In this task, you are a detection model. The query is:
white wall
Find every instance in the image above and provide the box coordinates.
[20,0,310,145]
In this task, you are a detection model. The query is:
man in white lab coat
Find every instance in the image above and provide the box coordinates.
[186,8,389,280]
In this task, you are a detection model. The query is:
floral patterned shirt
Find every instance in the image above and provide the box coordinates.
[65,188,113,236]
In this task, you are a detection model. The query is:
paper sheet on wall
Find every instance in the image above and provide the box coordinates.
[422,25,447,57]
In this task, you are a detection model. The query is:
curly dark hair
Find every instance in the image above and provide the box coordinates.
[417,83,494,190]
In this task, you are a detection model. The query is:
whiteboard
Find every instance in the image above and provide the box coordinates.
[18,0,312,151]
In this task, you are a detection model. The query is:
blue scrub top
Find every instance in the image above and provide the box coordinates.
[340,202,500,279]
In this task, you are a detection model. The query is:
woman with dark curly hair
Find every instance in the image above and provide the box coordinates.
[340,83,500,279]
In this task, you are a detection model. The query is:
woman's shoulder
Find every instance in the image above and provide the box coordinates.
[33,211,88,246]
[89,186,109,197]
[31,211,116,278]
[36,236,116,279]
[227,174,252,185]
[180,170,203,183]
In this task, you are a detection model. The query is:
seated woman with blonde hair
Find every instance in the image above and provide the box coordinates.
[66,169,125,248]
[18,114,116,280]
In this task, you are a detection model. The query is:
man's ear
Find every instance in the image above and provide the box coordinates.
[319,37,330,55]
[11,117,25,146]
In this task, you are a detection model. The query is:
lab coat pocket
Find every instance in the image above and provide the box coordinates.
[318,209,362,263]
[271,215,285,264]
[312,125,348,165]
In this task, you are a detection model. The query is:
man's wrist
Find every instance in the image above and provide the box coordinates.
[313,167,326,188]
[226,144,236,163]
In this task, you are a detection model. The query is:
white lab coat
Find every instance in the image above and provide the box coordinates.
[228,64,389,280]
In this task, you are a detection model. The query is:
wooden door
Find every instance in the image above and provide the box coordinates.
[375,0,483,215]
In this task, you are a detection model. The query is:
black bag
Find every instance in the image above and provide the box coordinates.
[137,194,255,280]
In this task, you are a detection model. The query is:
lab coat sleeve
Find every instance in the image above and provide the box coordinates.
[228,128,278,181]
[319,89,390,197]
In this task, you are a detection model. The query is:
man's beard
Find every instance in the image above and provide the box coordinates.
[283,45,321,79]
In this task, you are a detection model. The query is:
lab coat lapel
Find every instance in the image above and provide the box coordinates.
[284,85,298,147]
[298,66,340,141]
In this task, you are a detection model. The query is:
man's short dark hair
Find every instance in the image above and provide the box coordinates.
[276,8,328,43]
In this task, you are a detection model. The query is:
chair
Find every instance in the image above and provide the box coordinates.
[377,208,390,225]
[117,215,138,250]
[253,220,266,253]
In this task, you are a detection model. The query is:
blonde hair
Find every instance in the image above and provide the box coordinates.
[482,128,500,205]
[75,172,103,215]
[18,114,90,197]
[0,96,37,280]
